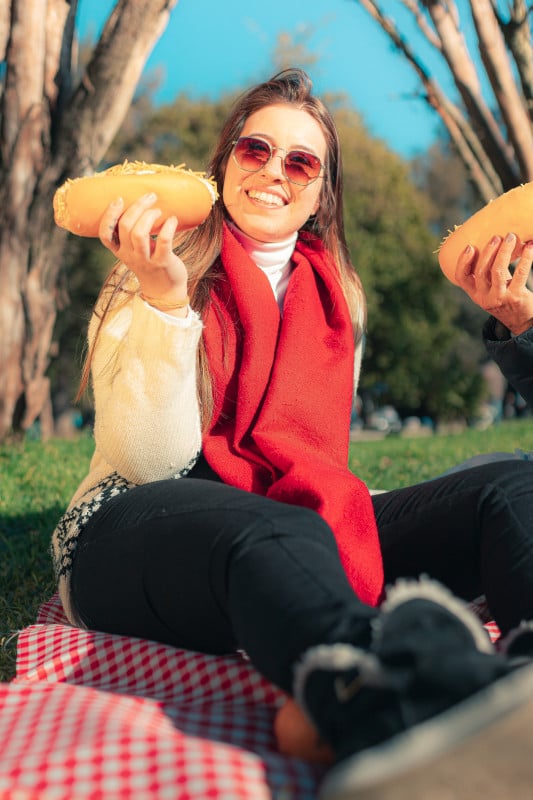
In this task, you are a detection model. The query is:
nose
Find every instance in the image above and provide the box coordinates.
[261,147,286,180]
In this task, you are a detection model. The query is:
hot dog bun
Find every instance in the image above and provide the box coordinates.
[53,160,218,237]
[438,181,533,284]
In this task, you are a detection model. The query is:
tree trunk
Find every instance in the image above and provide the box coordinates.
[0,0,177,440]
[422,0,519,189]
[495,0,533,118]
[469,0,533,181]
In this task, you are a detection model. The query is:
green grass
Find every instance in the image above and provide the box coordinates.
[1,419,531,682]
[349,419,533,489]
[0,434,94,681]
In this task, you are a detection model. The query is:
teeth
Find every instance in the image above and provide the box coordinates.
[248,190,285,207]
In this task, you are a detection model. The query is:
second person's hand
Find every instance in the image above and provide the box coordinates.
[455,232,533,336]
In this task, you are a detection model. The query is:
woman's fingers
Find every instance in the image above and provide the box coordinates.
[511,240,533,291]
[454,243,478,291]
[117,192,158,234]
[99,193,164,255]
[99,197,124,250]
[128,208,164,260]
[487,232,516,291]
[455,233,519,295]
[474,234,503,287]
[116,193,162,256]
[452,231,533,332]
[97,196,187,293]
[152,216,178,257]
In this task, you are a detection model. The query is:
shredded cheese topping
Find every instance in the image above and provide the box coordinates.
[60,159,219,201]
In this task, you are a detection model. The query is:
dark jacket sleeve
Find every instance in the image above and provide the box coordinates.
[483,316,533,409]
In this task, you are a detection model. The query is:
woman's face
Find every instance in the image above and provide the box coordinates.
[222,104,327,243]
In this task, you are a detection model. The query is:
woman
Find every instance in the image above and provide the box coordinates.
[52,69,533,798]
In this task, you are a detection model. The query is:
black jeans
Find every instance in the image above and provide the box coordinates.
[71,459,533,694]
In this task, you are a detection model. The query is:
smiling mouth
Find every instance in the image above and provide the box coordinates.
[247,189,286,208]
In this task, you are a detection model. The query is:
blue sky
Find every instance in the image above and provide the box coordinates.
[77,0,467,158]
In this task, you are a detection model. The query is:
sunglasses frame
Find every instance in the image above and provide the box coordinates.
[231,136,324,186]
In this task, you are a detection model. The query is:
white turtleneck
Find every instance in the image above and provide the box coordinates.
[228,222,297,311]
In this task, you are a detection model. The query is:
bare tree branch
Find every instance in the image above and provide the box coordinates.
[45,0,78,111]
[1,0,47,161]
[354,0,533,195]
[443,97,504,200]
[470,0,533,179]
[355,0,504,198]
[494,0,533,120]
[401,0,442,50]
[422,0,518,188]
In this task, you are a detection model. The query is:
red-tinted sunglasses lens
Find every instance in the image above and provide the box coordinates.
[233,137,272,171]
[233,137,322,185]
[284,150,322,184]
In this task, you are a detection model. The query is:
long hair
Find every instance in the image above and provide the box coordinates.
[78,68,366,427]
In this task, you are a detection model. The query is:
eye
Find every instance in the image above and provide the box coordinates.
[244,138,271,160]
[287,151,320,171]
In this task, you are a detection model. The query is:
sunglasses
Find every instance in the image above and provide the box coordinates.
[231,136,324,186]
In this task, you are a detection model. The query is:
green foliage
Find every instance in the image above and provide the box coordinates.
[108,92,235,171]
[349,419,533,489]
[410,140,492,352]
[0,436,94,680]
[336,107,485,418]
[410,140,482,239]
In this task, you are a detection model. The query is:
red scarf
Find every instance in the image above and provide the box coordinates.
[202,224,383,606]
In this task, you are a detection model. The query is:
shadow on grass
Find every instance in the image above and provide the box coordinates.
[0,506,62,682]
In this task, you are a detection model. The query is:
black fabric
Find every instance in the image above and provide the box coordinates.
[373,459,533,634]
[71,460,533,696]
[71,477,376,694]
[302,596,512,761]
[483,317,533,409]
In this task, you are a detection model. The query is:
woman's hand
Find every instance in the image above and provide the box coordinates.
[99,193,189,312]
[455,232,533,336]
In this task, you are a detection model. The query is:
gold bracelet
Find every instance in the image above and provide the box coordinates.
[139,292,190,310]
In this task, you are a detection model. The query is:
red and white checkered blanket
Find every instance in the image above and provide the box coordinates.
[1,595,499,799]
[1,595,324,799]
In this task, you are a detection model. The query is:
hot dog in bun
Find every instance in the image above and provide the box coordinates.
[438,181,533,284]
[53,160,218,237]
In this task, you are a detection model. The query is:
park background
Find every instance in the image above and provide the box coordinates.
[78,0,460,159]
[1,0,533,679]
[0,1,532,436]
[50,0,531,438]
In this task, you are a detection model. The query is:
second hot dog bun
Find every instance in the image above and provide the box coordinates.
[438,181,533,284]
[53,160,219,237]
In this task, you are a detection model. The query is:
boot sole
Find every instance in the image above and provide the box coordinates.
[318,664,533,800]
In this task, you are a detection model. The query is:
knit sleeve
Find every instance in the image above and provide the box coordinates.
[90,296,203,484]
[483,316,533,410]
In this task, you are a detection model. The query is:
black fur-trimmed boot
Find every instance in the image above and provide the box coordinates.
[498,620,533,666]
[294,579,533,800]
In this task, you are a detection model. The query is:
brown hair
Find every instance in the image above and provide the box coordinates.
[78,68,366,428]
